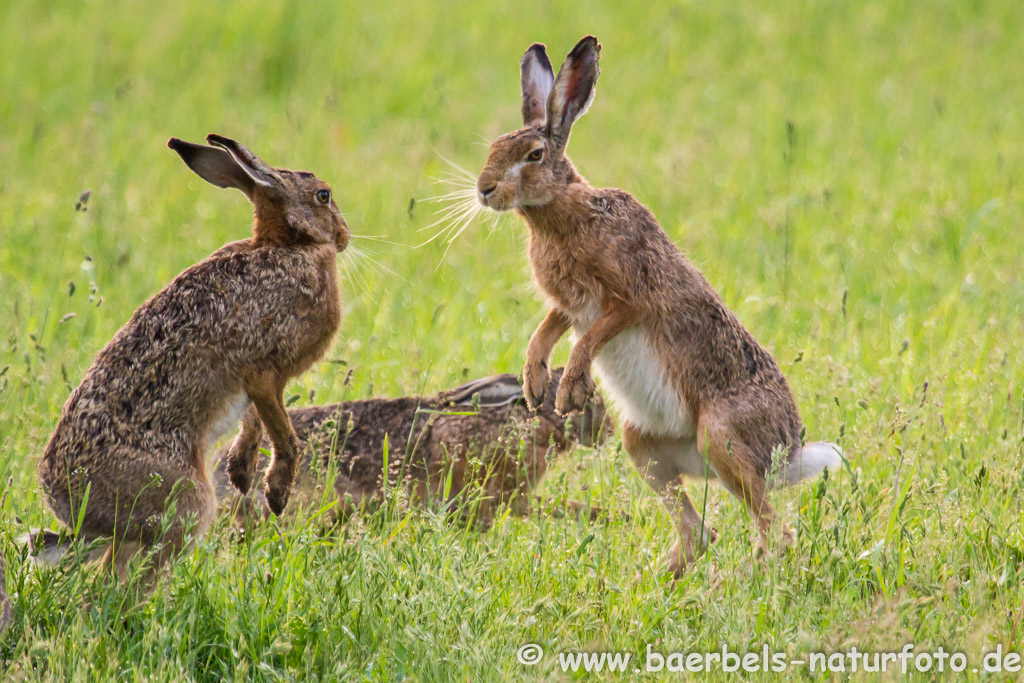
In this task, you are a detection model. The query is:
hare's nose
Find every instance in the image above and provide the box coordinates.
[479,182,497,198]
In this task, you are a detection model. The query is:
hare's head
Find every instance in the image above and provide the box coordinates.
[168,134,350,251]
[476,36,600,211]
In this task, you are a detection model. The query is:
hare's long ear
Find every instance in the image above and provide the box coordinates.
[205,134,282,189]
[521,43,554,127]
[167,138,260,200]
[208,134,332,243]
[546,35,600,152]
[448,374,524,407]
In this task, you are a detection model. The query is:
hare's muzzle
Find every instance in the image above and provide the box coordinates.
[477,179,499,208]
[335,218,351,252]
[477,178,517,211]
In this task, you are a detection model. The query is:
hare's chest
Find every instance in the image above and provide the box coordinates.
[571,302,694,438]
[528,248,596,312]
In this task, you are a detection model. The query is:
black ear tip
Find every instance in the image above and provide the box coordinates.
[523,42,551,66]
[167,137,183,151]
[573,35,601,55]
[206,133,234,150]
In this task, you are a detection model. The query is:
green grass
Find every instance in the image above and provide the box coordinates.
[3,0,1024,679]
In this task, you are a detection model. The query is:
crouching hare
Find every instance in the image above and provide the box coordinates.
[214,368,613,527]
[36,134,349,576]
[475,37,842,576]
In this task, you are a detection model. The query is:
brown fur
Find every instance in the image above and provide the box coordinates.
[476,37,838,575]
[213,368,613,527]
[37,134,348,576]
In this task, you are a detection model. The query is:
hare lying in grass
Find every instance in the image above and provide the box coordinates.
[213,367,612,526]
[474,37,842,576]
[34,134,349,577]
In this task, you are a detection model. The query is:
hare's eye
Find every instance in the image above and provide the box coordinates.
[315,189,331,204]
[526,149,543,162]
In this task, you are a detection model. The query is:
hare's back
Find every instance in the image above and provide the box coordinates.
[61,249,327,439]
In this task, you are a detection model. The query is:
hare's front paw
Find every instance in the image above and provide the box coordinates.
[555,366,594,416]
[226,448,257,495]
[264,463,295,516]
[522,361,549,411]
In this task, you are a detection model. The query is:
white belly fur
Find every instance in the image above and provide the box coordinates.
[208,392,251,446]
[571,311,696,439]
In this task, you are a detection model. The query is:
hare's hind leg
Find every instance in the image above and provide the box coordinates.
[95,457,216,584]
[102,540,142,581]
[44,447,216,590]
[136,470,217,587]
[696,411,794,559]
[621,422,716,578]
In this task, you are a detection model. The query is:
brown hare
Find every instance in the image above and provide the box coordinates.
[213,367,613,527]
[35,134,349,577]
[474,37,842,576]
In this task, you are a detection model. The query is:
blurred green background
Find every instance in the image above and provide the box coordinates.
[3,0,1024,679]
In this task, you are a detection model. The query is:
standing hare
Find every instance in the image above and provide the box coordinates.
[36,134,349,576]
[213,367,613,526]
[474,37,841,576]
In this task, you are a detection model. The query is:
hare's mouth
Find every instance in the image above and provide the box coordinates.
[478,196,513,212]
[477,181,513,211]
[477,188,517,212]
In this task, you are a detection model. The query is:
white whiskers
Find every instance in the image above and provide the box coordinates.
[416,190,485,261]
[433,151,478,186]
[414,150,520,267]
[350,234,406,247]
[348,243,407,283]
[338,247,374,302]
[412,152,495,266]
[338,241,409,304]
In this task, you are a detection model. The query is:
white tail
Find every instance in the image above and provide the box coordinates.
[771,441,843,489]
[17,529,105,567]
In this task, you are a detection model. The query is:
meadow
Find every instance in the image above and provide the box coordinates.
[2,0,1024,679]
